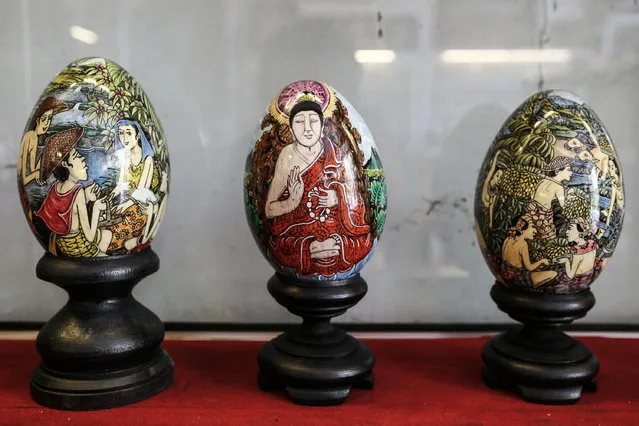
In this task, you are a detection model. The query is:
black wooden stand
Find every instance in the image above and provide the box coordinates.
[257,273,374,406]
[31,249,174,411]
[482,283,598,405]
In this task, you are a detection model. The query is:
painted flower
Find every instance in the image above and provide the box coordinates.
[85,99,109,126]
[108,88,131,107]
[96,100,106,115]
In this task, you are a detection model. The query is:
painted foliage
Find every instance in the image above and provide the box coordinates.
[244,80,386,280]
[17,57,169,257]
[475,90,624,294]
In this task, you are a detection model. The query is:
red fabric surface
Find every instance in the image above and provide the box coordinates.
[1,337,639,425]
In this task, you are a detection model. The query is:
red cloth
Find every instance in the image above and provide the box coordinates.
[34,184,82,234]
[0,337,638,425]
[270,140,372,277]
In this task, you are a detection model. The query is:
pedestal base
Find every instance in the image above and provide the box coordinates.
[258,331,374,406]
[31,348,174,411]
[258,273,374,406]
[32,249,173,411]
[482,328,598,405]
[482,283,598,405]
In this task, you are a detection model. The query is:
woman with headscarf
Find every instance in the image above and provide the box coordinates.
[107,119,159,252]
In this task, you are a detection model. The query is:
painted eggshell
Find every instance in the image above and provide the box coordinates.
[474,90,624,294]
[244,80,386,280]
[17,57,170,257]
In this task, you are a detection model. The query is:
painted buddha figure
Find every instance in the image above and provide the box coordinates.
[265,95,372,277]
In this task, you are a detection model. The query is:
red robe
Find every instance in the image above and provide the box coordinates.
[35,184,82,235]
[270,140,373,277]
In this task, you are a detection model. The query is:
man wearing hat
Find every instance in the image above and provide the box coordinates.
[35,127,112,257]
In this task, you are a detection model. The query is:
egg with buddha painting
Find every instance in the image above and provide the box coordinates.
[244,80,386,280]
[474,90,624,294]
[17,57,170,257]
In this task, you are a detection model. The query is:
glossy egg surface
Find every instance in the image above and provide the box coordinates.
[244,80,386,280]
[17,57,170,257]
[475,90,624,294]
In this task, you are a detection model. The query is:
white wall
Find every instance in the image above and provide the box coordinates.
[0,0,636,323]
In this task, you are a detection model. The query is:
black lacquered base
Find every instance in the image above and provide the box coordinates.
[32,249,173,411]
[258,273,374,406]
[31,348,174,411]
[258,328,374,406]
[482,283,598,405]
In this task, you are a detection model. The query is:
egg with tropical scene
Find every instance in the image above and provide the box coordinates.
[475,90,623,294]
[17,57,170,257]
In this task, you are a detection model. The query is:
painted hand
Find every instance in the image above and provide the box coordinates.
[86,183,99,202]
[287,166,304,202]
[317,188,338,208]
[112,204,127,215]
[111,181,129,199]
[94,197,107,212]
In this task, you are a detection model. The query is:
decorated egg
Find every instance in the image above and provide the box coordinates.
[474,90,624,294]
[17,57,170,257]
[244,80,386,280]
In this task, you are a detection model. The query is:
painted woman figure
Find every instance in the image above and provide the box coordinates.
[480,155,505,229]
[265,99,372,277]
[18,97,69,187]
[500,216,556,289]
[34,128,112,257]
[548,219,601,293]
[130,167,169,253]
[526,156,574,240]
[108,119,159,252]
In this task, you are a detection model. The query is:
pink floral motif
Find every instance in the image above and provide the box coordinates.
[276,80,330,117]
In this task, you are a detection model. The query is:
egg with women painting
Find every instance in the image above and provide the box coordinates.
[474,90,624,294]
[17,57,170,257]
[244,80,386,280]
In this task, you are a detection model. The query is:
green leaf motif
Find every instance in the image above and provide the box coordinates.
[546,124,577,138]
[375,210,386,235]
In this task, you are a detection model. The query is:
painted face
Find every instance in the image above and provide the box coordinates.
[490,169,503,187]
[118,124,139,150]
[557,166,573,182]
[291,110,322,147]
[564,138,583,150]
[65,148,88,181]
[522,223,536,239]
[36,109,54,135]
[566,223,580,242]
[577,150,594,162]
